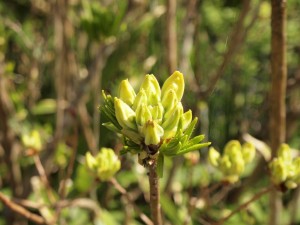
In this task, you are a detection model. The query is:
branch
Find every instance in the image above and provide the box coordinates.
[0,192,46,224]
[202,0,252,98]
[33,155,56,204]
[110,178,154,225]
[166,0,177,74]
[148,159,162,225]
[214,185,273,225]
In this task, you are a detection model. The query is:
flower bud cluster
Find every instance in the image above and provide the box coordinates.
[21,130,43,153]
[101,71,210,174]
[269,144,300,190]
[85,148,121,181]
[208,140,256,183]
[113,71,188,146]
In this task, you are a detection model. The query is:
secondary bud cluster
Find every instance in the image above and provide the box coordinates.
[85,148,121,181]
[208,140,256,183]
[101,71,210,173]
[269,144,300,190]
[21,130,43,153]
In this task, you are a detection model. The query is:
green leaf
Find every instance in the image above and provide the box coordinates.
[161,194,182,225]
[177,142,211,155]
[183,117,198,140]
[31,99,56,115]
[102,122,121,133]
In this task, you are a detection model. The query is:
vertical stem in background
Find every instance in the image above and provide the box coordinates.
[166,0,177,74]
[269,0,287,225]
[148,160,162,225]
[53,0,69,141]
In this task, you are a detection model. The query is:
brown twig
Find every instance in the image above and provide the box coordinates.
[214,185,273,225]
[58,109,79,199]
[110,178,154,225]
[33,155,56,204]
[0,192,46,224]
[78,103,97,152]
[148,160,162,225]
[202,0,252,98]
[57,198,101,217]
[166,0,177,74]
[269,0,287,224]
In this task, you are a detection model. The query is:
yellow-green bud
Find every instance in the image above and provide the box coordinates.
[285,180,298,189]
[291,158,300,184]
[162,106,182,139]
[208,147,220,167]
[119,79,136,106]
[181,110,192,131]
[219,155,232,173]
[140,74,161,105]
[136,103,152,126]
[161,89,178,110]
[242,142,256,163]
[141,120,164,145]
[22,130,43,152]
[132,88,147,110]
[161,71,185,102]
[224,140,242,155]
[85,152,97,170]
[269,158,287,185]
[228,148,245,175]
[150,103,164,122]
[278,143,292,162]
[114,98,136,130]
[85,148,121,181]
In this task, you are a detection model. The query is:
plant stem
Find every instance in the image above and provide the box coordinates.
[215,185,273,225]
[148,160,162,225]
[0,192,46,224]
[110,178,153,225]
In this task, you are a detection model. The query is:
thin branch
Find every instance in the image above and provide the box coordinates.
[78,102,97,153]
[110,178,154,225]
[58,109,79,198]
[202,0,252,98]
[33,155,56,204]
[148,160,162,225]
[214,185,273,225]
[0,192,46,225]
[269,0,287,224]
[57,198,101,217]
[166,0,177,74]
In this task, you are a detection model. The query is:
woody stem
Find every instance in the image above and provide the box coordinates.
[148,159,162,225]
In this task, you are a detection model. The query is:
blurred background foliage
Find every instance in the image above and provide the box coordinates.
[0,0,300,224]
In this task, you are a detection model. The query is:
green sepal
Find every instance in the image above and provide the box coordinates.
[183,117,198,140]
[101,91,122,130]
[122,138,142,155]
[102,122,121,133]
[162,141,182,157]
[184,135,205,148]
[177,142,211,155]
[157,153,164,178]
